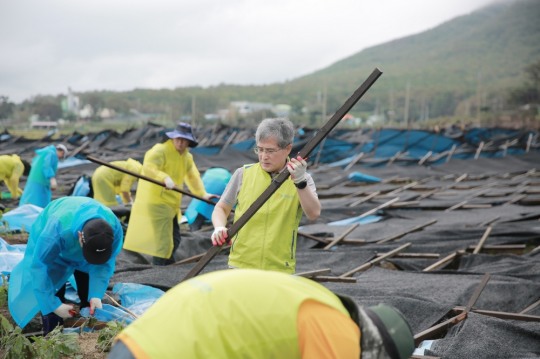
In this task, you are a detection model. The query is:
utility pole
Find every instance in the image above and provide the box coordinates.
[476,70,482,121]
[191,95,196,125]
[404,81,411,129]
[314,82,328,167]
[322,82,327,126]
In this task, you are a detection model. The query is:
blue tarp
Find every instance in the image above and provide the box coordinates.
[0,204,42,232]
[80,304,135,324]
[112,282,164,316]
[300,128,530,166]
[0,237,25,284]
[328,215,382,226]
[348,172,382,183]
[58,157,91,169]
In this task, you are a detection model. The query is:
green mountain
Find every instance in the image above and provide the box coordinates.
[287,0,540,120]
[18,0,540,126]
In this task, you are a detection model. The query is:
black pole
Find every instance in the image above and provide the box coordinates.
[86,155,215,205]
[181,68,383,281]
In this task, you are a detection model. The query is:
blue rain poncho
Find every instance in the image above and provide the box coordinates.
[7,196,123,328]
[19,145,59,208]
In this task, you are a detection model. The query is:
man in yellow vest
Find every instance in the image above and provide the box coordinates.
[123,122,218,265]
[0,154,30,200]
[211,118,321,273]
[108,269,415,359]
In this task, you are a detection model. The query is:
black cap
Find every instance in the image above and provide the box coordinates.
[82,218,113,265]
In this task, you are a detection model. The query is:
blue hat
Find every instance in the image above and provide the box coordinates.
[165,122,199,148]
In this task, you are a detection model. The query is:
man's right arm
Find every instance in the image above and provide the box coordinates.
[211,167,242,246]
[211,201,233,246]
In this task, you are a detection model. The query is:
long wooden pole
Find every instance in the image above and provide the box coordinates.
[86,155,216,205]
[181,68,383,282]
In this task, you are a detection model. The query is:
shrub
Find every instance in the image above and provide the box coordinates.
[97,321,126,352]
[0,314,34,359]
[31,325,81,359]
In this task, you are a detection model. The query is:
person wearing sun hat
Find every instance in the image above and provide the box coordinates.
[8,196,123,335]
[124,122,218,265]
[19,143,68,208]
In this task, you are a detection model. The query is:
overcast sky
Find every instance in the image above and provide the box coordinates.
[1,0,496,103]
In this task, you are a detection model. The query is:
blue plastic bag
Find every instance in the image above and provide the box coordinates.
[80,303,135,324]
[112,282,164,316]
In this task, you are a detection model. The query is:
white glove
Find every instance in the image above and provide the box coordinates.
[50,177,58,190]
[53,303,75,319]
[211,226,229,246]
[89,298,102,315]
[287,156,307,184]
[164,176,175,189]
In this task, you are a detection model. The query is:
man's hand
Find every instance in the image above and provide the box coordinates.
[164,177,175,189]
[287,156,307,184]
[211,226,228,246]
[54,303,75,319]
[89,298,103,316]
[50,177,58,190]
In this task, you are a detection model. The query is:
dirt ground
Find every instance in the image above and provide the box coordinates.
[77,332,107,359]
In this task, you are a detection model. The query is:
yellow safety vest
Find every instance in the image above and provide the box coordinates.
[229,163,303,273]
[118,269,351,359]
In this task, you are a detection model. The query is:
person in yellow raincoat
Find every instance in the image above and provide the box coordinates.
[91,158,142,207]
[0,154,31,200]
[123,123,218,265]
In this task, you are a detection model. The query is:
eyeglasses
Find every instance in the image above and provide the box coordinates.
[254,146,283,155]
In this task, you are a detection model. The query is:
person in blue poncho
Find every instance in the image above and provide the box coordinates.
[8,196,123,335]
[19,144,68,208]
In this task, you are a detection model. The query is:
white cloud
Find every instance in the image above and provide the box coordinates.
[0,0,495,102]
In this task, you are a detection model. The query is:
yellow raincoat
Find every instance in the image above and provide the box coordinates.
[92,158,142,207]
[0,154,25,199]
[123,140,206,258]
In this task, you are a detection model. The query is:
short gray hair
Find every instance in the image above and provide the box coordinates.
[255,118,294,148]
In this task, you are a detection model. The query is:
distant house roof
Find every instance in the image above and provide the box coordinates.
[30,121,58,128]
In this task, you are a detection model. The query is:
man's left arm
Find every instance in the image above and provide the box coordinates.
[287,156,321,221]
[297,174,321,220]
